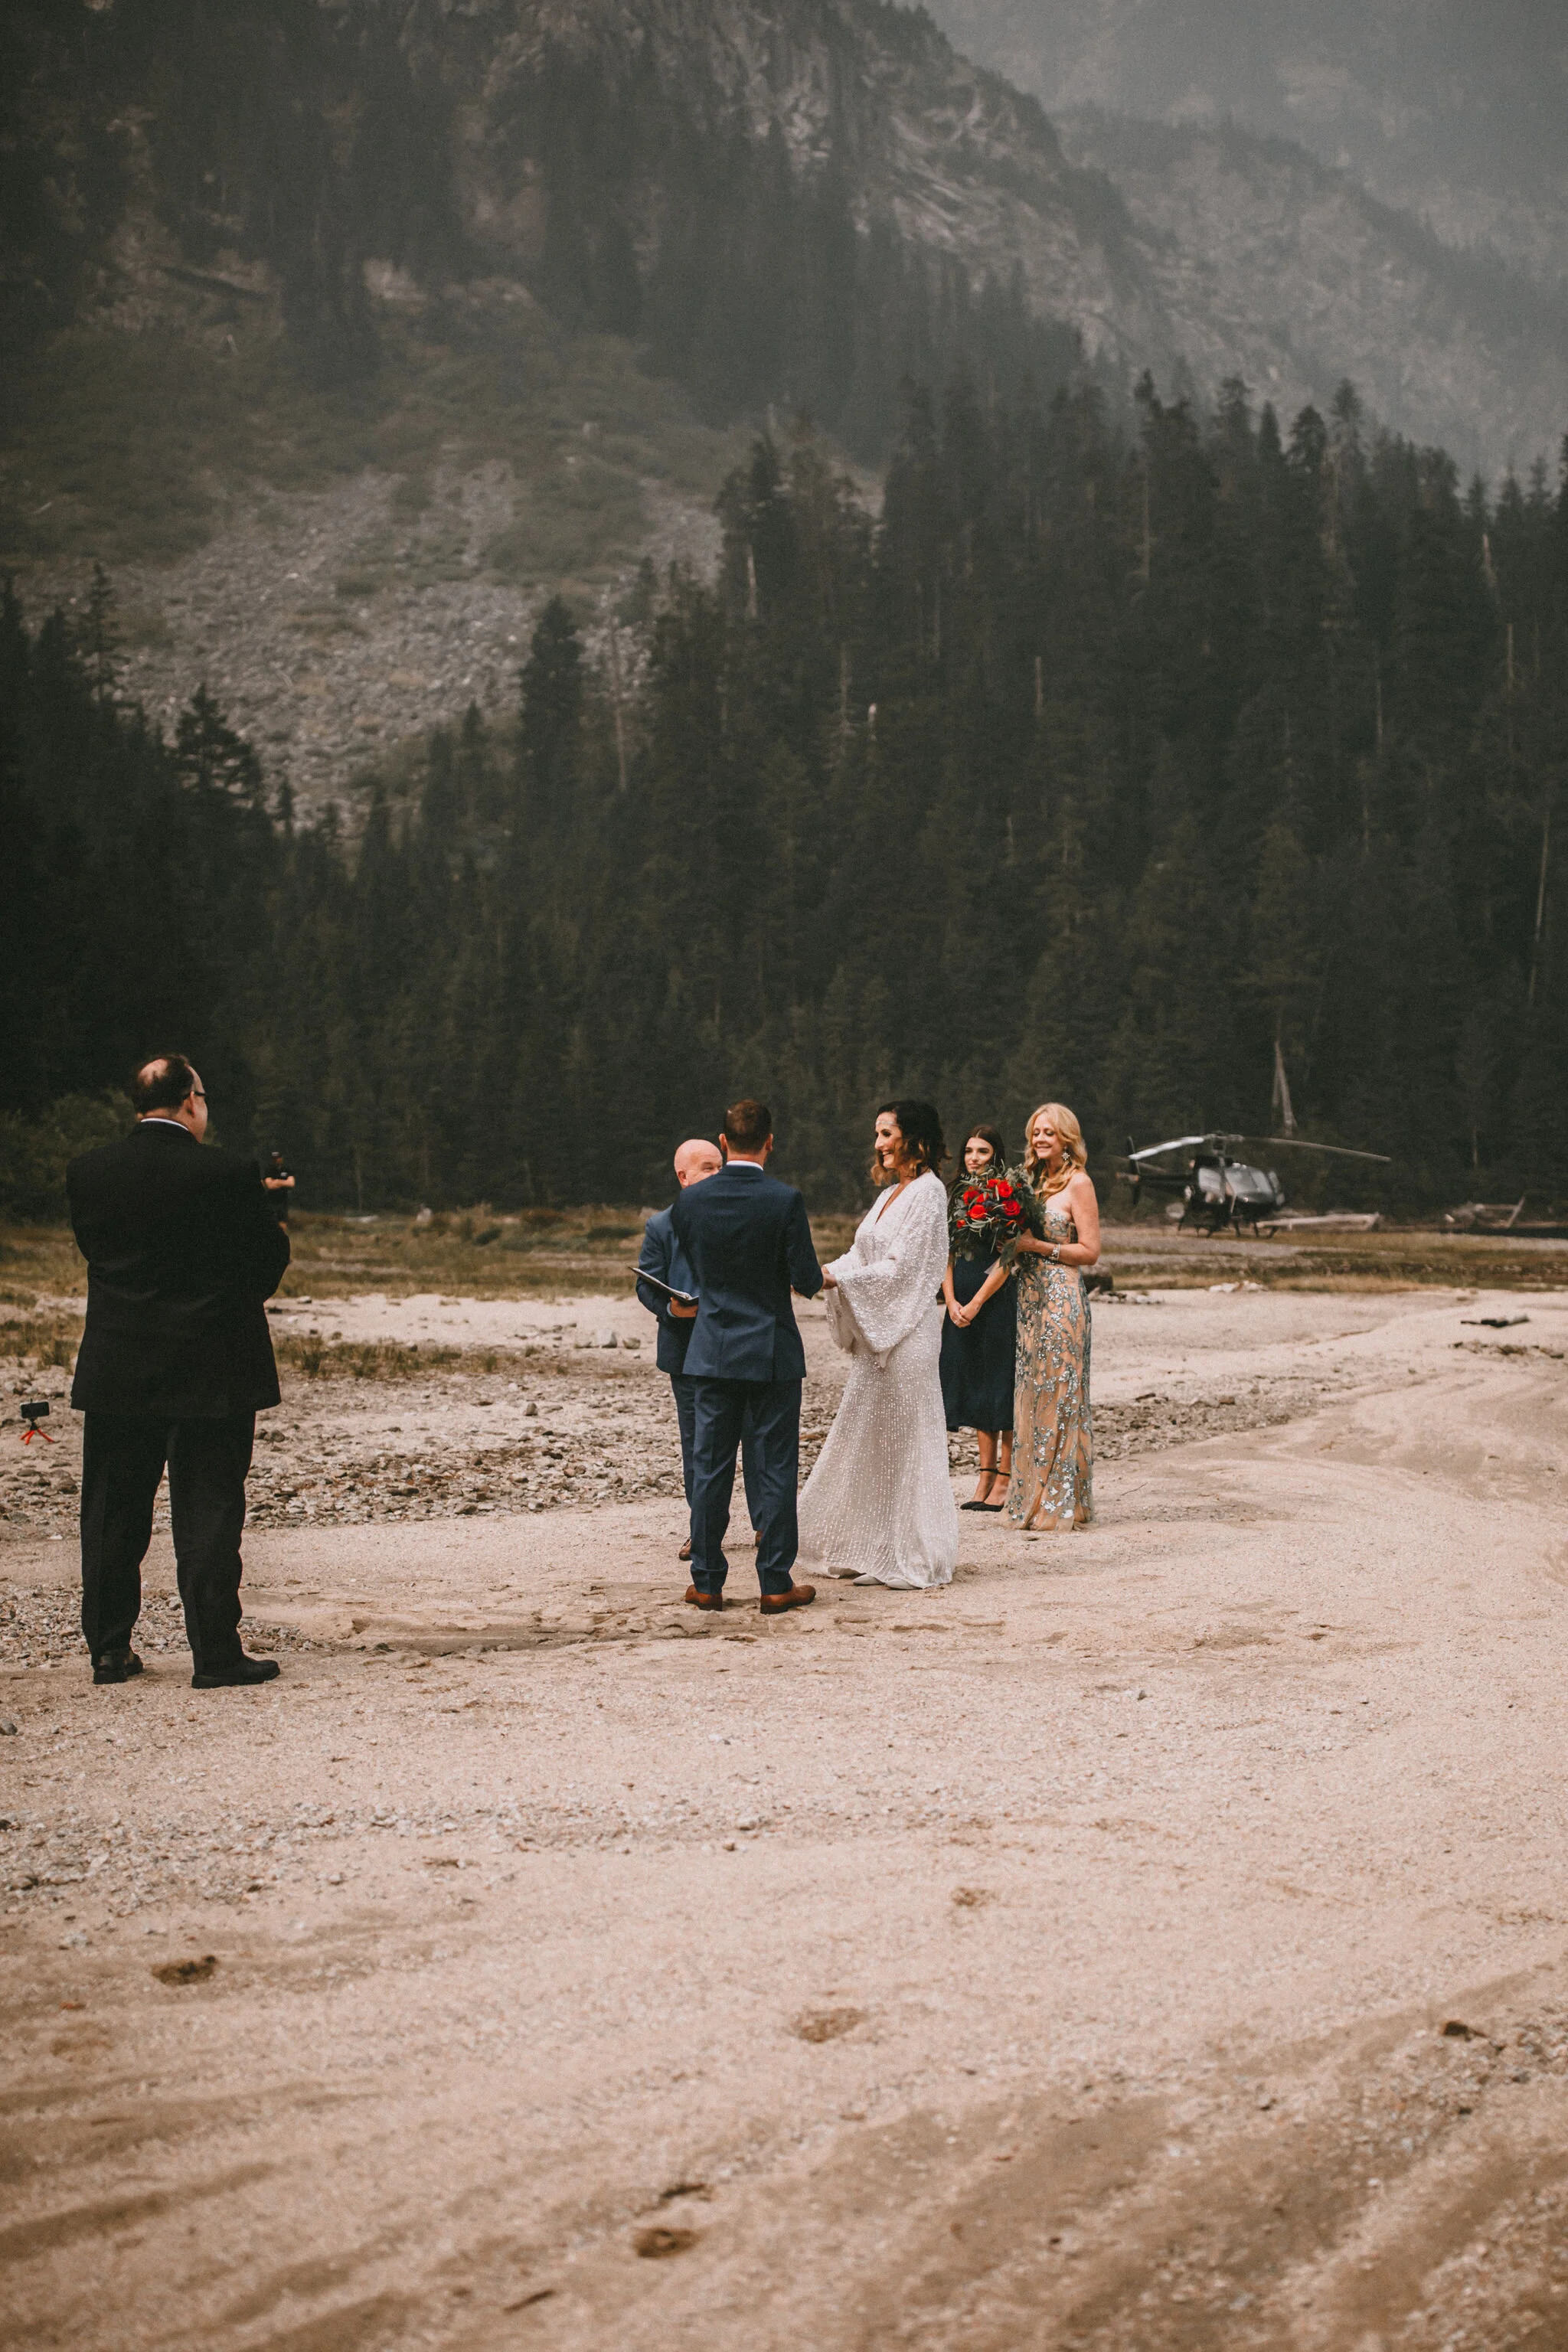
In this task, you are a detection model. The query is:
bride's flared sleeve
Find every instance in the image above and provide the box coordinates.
[828,1177,949,1362]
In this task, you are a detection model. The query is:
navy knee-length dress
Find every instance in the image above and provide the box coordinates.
[939,1244,1017,1432]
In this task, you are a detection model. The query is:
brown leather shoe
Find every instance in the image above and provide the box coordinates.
[678,1537,692,1561]
[684,1585,724,1611]
[759,1583,815,1615]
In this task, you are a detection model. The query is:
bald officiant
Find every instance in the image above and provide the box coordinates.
[637,1139,763,1561]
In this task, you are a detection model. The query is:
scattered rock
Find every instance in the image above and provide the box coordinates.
[952,1886,994,1909]
[153,1953,219,1985]
[633,2225,697,2259]
[0,1717,18,1736]
[792,2006,865,2043]
[1442,2018,1476,2039]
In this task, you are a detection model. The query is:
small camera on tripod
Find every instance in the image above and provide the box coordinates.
[19,1400,52,1446]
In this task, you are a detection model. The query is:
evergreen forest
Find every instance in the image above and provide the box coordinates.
[4,374,1566,1215]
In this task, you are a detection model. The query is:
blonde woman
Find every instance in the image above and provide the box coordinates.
[1007,1102,1099,1531]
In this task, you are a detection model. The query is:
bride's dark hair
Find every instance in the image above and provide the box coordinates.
[872,1099,947,1186]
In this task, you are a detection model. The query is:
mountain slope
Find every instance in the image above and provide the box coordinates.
[926,0,1568,279]
[3,0,1563,810]
[1056,109,1568,481]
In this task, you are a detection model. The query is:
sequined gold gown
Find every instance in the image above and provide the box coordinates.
[1007,1204,1093,1531]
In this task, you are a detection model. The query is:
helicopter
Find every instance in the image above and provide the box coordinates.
[1115,1132,1391,1235]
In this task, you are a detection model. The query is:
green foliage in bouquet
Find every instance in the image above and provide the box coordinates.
[949,1167,1044,1271]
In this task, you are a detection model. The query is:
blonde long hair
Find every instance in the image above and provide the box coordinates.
[1024,1102,1087,1199]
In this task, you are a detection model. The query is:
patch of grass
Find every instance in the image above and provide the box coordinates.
[1100,1230,1568,1292]
[0,305,746,583]
[8,1213,1565,1318]
[0,1225,87,1298]
[334,564,390,599]
[0,1310,83,1368]
[118,600,172,646]
[486,454,647,585]
[272,1333,508,1380]
[278,1208,665,1298]
[272,1205,880,1301]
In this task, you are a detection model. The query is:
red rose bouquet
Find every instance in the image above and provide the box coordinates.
[949,1165,1044,1269]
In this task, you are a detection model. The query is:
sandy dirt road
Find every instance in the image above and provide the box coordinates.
[2,1285,1566,2350]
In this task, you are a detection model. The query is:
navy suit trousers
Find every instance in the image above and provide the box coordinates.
[670,1374,763,1522]
[688,1377,801,1596]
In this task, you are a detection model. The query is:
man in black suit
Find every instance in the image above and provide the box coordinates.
[67,1055,291,1689]
[668,1098,822,1615]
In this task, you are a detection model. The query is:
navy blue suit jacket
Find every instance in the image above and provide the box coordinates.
[669,1163,822,1383]
[636,1206,700,1376]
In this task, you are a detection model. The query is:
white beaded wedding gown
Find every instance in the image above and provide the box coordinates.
[796,1170,959,1589]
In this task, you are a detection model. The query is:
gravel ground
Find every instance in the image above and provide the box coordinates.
[2,1285,1566,2350]
[0,1288,1369,1551]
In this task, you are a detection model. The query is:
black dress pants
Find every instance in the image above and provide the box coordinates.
[80,1412,255,1671]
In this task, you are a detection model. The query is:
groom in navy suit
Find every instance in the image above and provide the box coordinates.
[668,1099,822,1613]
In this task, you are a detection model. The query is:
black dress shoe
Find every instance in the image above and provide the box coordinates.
[191,1654,281,1689]
[92,1648,144,1685]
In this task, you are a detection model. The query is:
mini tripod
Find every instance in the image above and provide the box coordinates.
[20,1400,54,1445]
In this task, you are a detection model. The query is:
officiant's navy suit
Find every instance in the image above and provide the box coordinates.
[636,1204,763,1521]
[669,1161,822,1595]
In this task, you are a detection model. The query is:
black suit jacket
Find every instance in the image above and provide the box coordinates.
[669,1164,821,1383]
[68,1122,290,1418]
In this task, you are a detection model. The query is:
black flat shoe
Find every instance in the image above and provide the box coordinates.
[191,1655,280,1689]
[92,1647,144,1684]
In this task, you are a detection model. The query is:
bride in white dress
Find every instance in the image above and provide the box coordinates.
[797,1102,959,1589]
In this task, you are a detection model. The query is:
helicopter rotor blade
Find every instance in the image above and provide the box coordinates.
[1214,1134,1392,1165]
[1124,1135,1211,1164]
